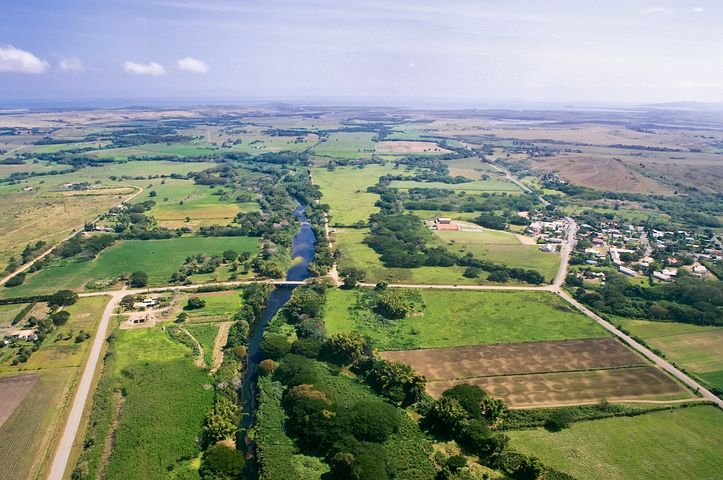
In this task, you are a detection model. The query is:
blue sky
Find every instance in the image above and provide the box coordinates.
[1,0,721,106]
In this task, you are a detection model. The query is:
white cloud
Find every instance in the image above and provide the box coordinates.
[0,45,49,74]
[691,7,703,13]
[177,56,209,73]
[59,57,84,72]
[643,6,673,15]
[123,61,166,76]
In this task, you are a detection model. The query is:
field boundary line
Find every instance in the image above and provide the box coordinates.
[424,363,650,382]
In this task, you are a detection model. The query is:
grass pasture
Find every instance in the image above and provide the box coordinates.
[434,228,560,282]
[312,132,376,159]
[618,319,723,393]
[1,236,258,297]
[312,164,398,225]
[375,140,450,155]
[324,288,606,351]
[509,406,723,479]
[100,327,214,479]
[333,227,487,284]
[181,290,243,322]
[186,323,218,367]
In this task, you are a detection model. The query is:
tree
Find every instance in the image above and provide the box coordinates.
[50,310,71,326]
[341,268,366,289]
[348,401,400,443]
[274,354,319,386]
[261,334,291,360]
[222,249,238,262]
[258,359,278,376]
[129,271,148,288]
[204,396,240,442]
[49,290,79,308]
[199,444,245,480]
[425,396,469,435]
[497,452,544,480]
[544,409,574,431]
[148,190,157,197]
[186,297,206,310]
[488,270,510,283]
[323,332,371,365]
[360,358,426,406]
[442,384,507,424]
[463,267,480,278]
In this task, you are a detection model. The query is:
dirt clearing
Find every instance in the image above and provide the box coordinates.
[0,374,39,427]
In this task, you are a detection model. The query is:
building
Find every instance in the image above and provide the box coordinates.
[692,265,708,275]
[619,266,637,277]
[10,329,38,341]
[540,244,557,253]
[436,217,452,224]
[653,271,672,282]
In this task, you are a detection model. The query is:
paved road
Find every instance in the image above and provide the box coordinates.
[0,186,144,287]
[47,291,124,480]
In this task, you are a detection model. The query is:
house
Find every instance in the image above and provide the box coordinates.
[653,271,672,282]
[10,329,38,341]
[22,186,33,192]
[661,268,678,277]
[436,217,452,224]
[540,244,557,253]
[609,250,622,265]
[666,257,679,265]
[132,297,159,310]
[619,266,637,277]
[692,265,708,275]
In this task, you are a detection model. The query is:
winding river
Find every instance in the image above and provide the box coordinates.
[241,205,316,430]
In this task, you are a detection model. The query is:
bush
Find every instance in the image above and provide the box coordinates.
[322,332,371,365]
[544,409,574,431]
[199,444,245,480]
[442,384,507,424]
[129,271,148,287]
[261,335,291,360]
[463,267,480,278]
[50,310,71,326]
[488,270,510,283]
[186,297,206,310]
[5,273,26,287]
[291,337,323,358]
[377,289,414,319]
[446,455,467,472]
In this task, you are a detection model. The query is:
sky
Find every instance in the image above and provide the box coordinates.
[0,0,722,107]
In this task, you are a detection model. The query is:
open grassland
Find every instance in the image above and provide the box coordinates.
[390,178,521,192]
[443,156,498,179]
[181,290,243,322]
[427,367,691,407]
[186,323,218,367]
[0,183,133,268]
[381,338,643,381]
[334,228,490,284]
[99,327,213,479]
[137,179,258,228]
[0,303,28,328]
[312,132,376,159]
[508,406,723,479]
[435,228,560,282]
[617,318,723,393]
[0,296,107,480]
[312,164,398,225]
[324,288,606,351]
[375,140,450,155]
[1,236,258,298]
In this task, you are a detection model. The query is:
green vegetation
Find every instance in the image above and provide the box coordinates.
[182,291,244,322]
[187,323,219,367]
[617,318,723,394]
[73,326,214,480]
[311,164,397,225]
[1,236,258,297]
[312,132,376,159]
[390,179,521,192]
[508,406,723,480]
[324,288,606,350]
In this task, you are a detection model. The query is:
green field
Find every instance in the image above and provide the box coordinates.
[312,132,376,159]
[324,288,606,350]
[0,304,28,328]
[617,318,723,392]
[434,229,560,282]
[182,290,243,322]
[390,179,521,192]
[334,228,488,285]
[186,323,219,367]
[100,327,213,479]
[509,406,723,480]
[135,178,259,227]
[1,236,258,298]
[312,164,398,225]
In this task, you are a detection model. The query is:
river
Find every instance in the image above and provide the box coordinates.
[241,204,316,431]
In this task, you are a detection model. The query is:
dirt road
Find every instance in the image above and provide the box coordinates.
[47,291,124,480]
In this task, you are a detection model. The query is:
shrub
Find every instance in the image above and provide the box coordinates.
[291,337,323,358]
[377,289,414,319]
[5,273,26,287]
[544,409,574,432]
[488,270,510,283]
[348,401,401,443]
[50,310,71,326]
[322,332,371,365]
[186,297,206,310]
[48,289,79,308]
